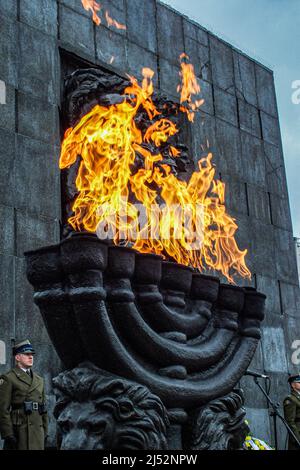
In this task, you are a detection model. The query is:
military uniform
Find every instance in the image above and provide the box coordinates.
[0,341,48,450]
[283,375,300,450]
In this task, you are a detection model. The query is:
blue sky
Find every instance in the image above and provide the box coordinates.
[164,0,300,237]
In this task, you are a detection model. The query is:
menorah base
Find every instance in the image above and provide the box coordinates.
[52,362,248,451]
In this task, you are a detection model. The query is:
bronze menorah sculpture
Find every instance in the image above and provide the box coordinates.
[25,233,265,449]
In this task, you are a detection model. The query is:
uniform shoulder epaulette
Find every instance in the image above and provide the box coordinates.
[284,395,298,406]
[0,371,13,385]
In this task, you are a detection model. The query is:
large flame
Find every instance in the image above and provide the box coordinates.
[60,69,250,283]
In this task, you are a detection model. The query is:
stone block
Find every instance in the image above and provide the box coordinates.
[214,118,243,177]
[0,83,15,132]
[240,373,268,409]
[126,42,158,85]
[96,27,126,74]
[275,228,299,284]
[20,0,58,36]
[198,79,214,116]
[184,37,210,82]
[264,142,288,197]
[266,371,290,406]
[233,51,257,107]
[32,341,61,390]
[59,0,125,20]
[59,0,90,16]
[98,0,126,36]
[19,23,58,104]
[283,314,300,372]
[209,35,235,95]
[190,113,216,166]
[15,257,51,345]
[103,0,125,11]
[0,128,15,207]
[261,321,288,373]
[241,132,266,187]
[157,3,184,64]
[256,275,282,316]
[0,0,17,18]
[183,18,208,46]
[59,4,95,60]
[247,184,271,224]
[126,0,157,53]
[249,219,276,278]
[280,283,300,317]
[248,341,265,372]
[0,205,14,256]
[269,193,293,231]
[0,15,18,87]
[14,135,61,219]
[261,111,281,147]
[256,65,277,117]
[15,210,60,258]
[159,58,180,101]
[214,87,238,127]
[222,175,248,216]
[0,254,14,336]
[238,100,261,139]
[17,92,59,145]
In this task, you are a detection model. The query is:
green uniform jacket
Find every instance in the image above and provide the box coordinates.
[283,391,300,450]
[0,367,48,450]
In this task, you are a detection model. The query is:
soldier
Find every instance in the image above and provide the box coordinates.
[0,340,48,450]
[283,374,300,450]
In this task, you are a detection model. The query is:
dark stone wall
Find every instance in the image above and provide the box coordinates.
[0,0,299,449]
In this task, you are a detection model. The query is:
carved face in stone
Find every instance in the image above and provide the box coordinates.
[57,401,115,450]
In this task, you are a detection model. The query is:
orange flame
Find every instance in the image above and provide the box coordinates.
[81,0,126,30]
[105,11,126,30]
[59,69,250,283]
[177,53,204,122]
[81,0,101,26]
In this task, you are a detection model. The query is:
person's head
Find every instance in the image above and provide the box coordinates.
[13,340,35,369]
[288,375,300,392]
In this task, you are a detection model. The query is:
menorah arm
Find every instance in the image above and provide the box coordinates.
[135,291,211,337]
[108,300,235,372]
[79,290,258,408]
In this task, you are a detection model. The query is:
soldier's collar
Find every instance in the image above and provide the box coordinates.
[292,390,300,399]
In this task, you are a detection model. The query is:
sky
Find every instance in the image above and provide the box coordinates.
[164,0,300,237]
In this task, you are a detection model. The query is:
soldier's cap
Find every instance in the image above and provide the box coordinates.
[288,374,300,384]
[13,340,35,356]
